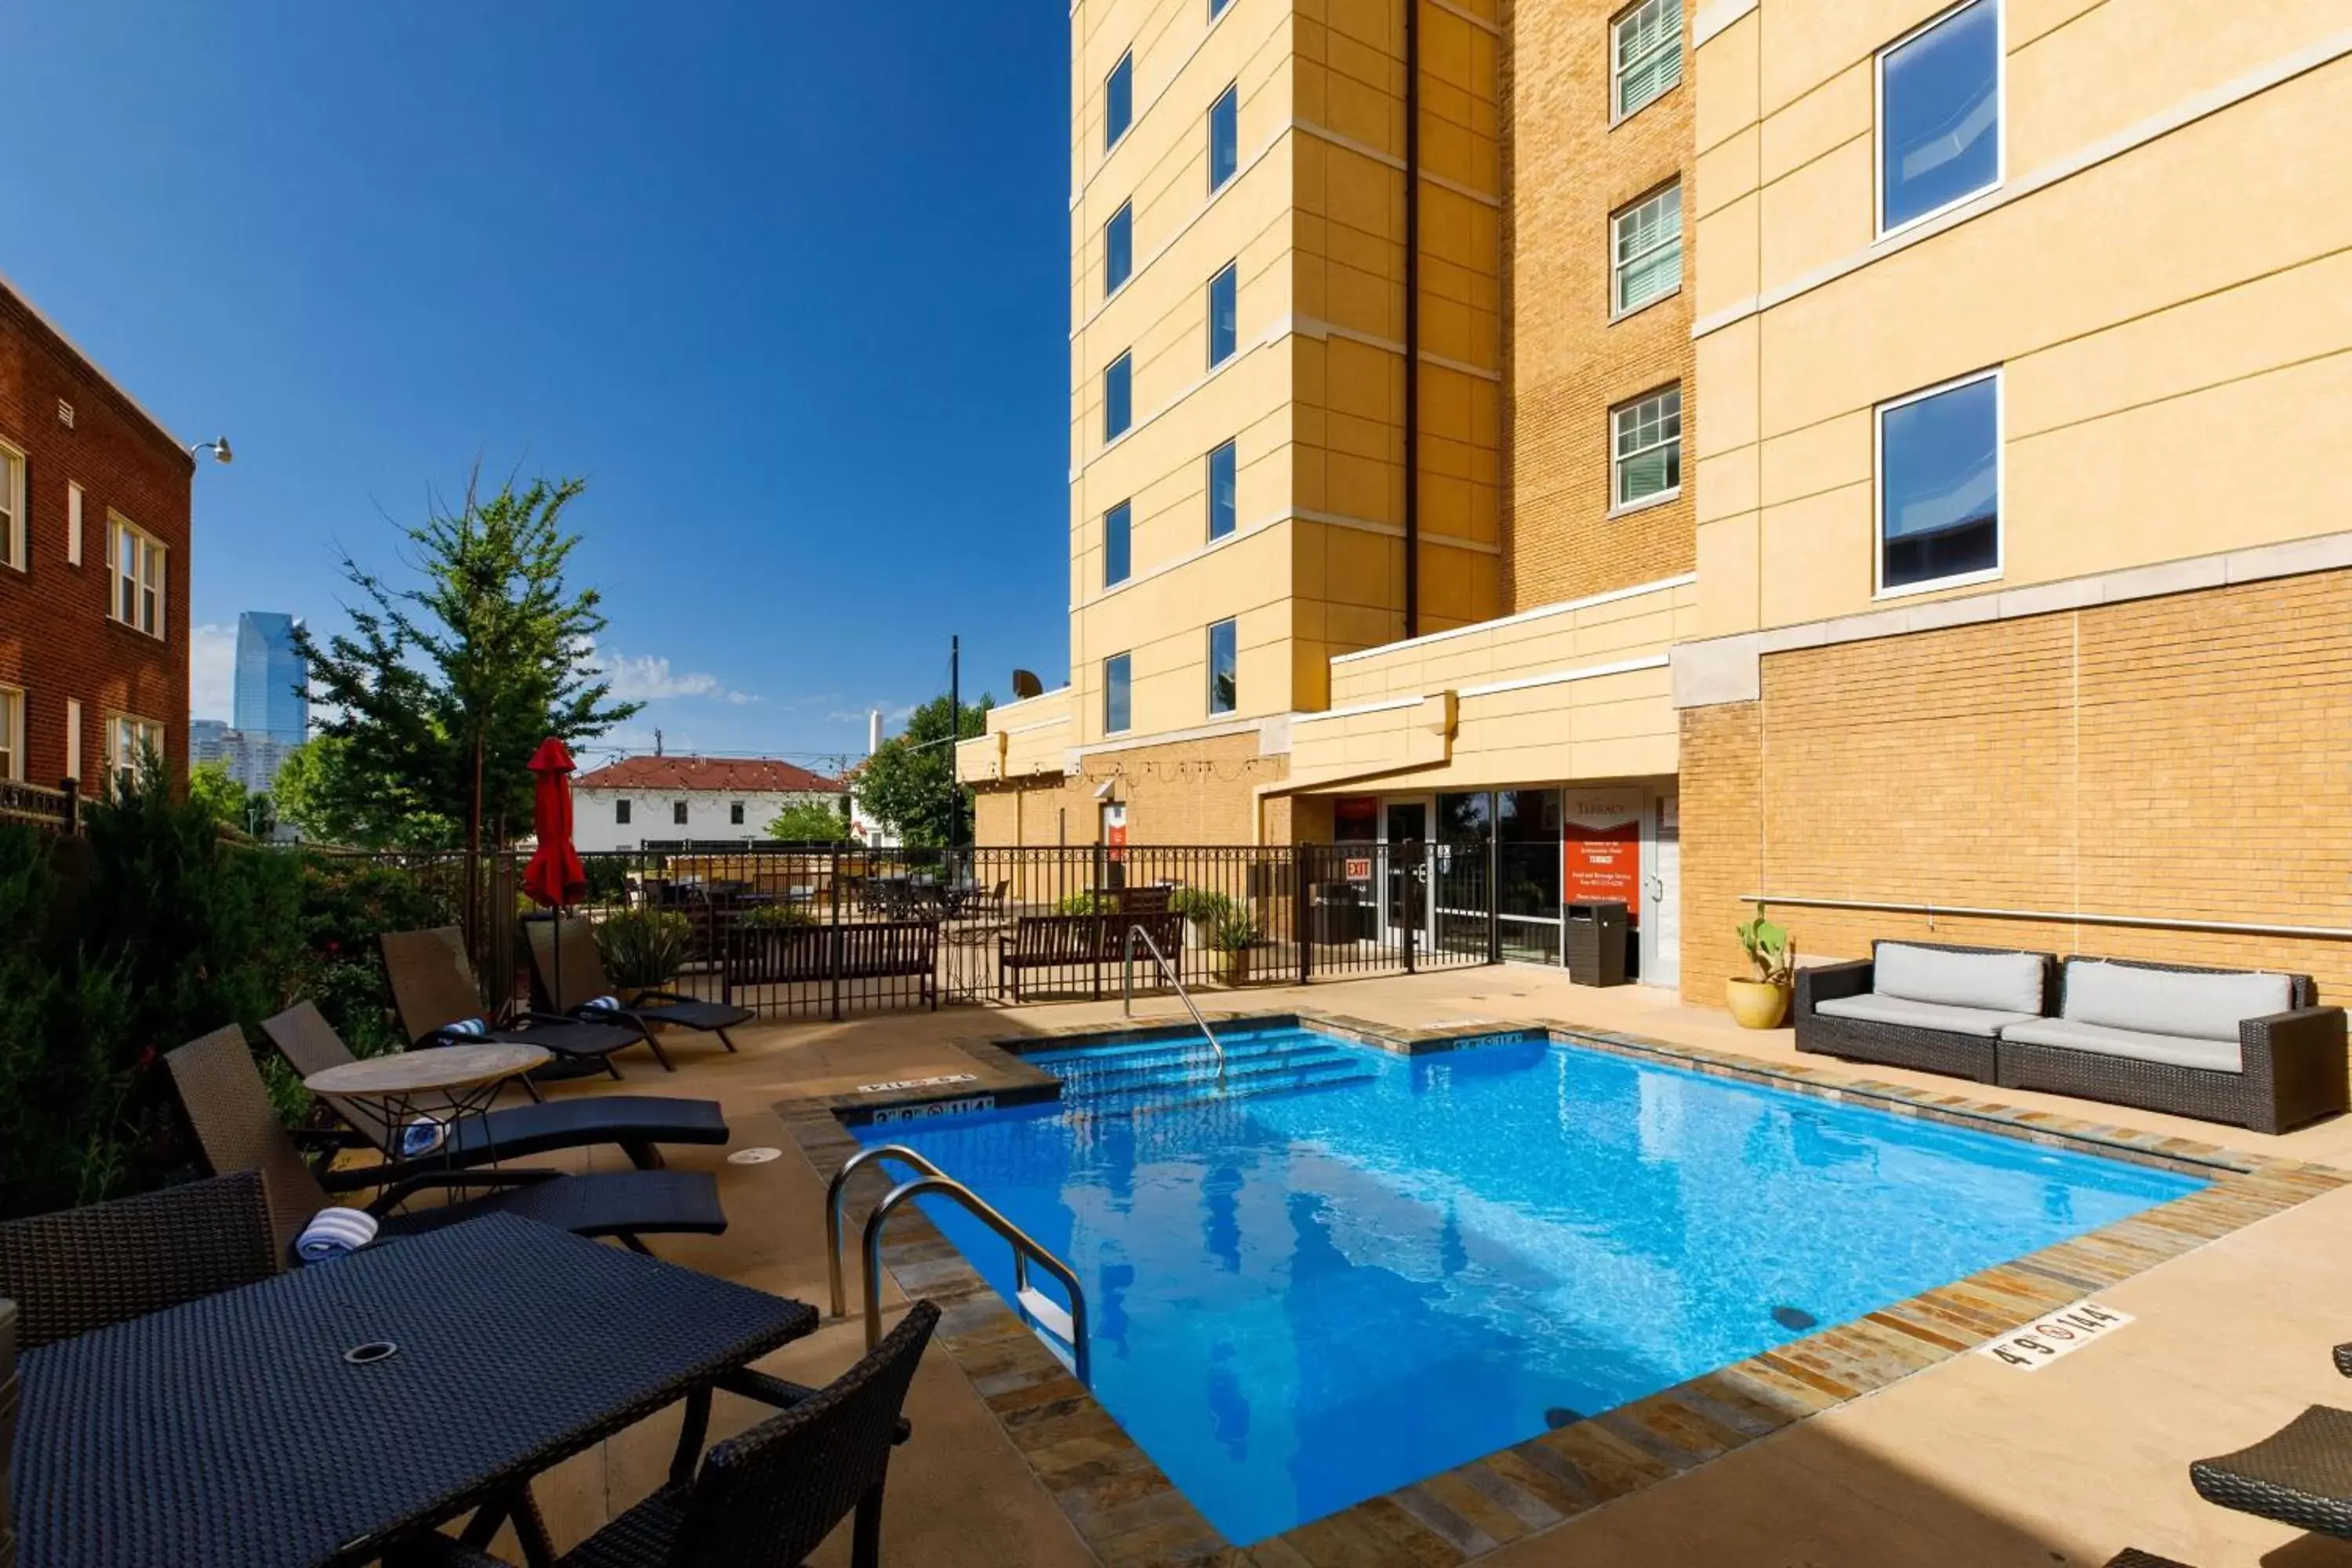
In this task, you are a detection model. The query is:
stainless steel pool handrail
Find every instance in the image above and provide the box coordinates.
[826,1142,948,1319]
[860,1170,1093,1387]
[1122,922,1227,1087]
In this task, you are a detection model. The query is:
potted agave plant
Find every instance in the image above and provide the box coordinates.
[1210,908,1265,988]
[1726,908,1795,1029]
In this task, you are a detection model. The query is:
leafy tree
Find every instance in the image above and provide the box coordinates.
[854,693,992,849]
[274,736,455,848]
[764,797,851,844]
[188,760,247,826]
[291,475,639,851]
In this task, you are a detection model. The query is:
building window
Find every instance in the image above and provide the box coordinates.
[1103,653,1132,735]
[615,798,632,826]
[0,438,23,572]
[1878,368,2001,593]
[107,514,166,638]
[1105,501,1132,586]
[1210,0,1232,16]
[1611,183,1682,315]
[1207,262,1238,367]
[1209,84,1239,191]
[1612,0,1682,120]
[730,800,746,826]
[0,687,20,782]
[1105,52,1133,148]
[1105,202,1133,296]
[103,713,164,794]
[673,800,689,826]
[1878,0,2000,234]
[1612,385,1682,509]
[1105,351,1133,440]
[1207,441,1236,540]
[1207,619,1237,715]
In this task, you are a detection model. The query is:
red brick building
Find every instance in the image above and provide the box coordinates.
[0,277,193,796]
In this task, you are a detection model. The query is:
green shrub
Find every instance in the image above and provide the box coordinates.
[1167,887,1236,931]
[740,902,818,931]
[1057,891,1113,916]
[593,909,694,989]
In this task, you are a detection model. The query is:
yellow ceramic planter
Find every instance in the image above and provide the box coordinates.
[1725,978,1790,1029]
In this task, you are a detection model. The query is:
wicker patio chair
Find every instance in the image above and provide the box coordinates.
[0,1171,276,1349]
[525,917,753,1058]
[165,1026,726,1258]
[261,1002,729,1185]
[2,1298,15,1568]
[386,1301,941,1568]
[380,926,655,1077]
[2189,1403,2352,1537]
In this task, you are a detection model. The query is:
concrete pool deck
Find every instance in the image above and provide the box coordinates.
[488,967,2352,1566]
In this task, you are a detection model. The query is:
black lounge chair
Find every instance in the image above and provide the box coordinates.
[0,1171,277,1348]
[261,1003,729,1183]
[165,1025,726,1258]
[526,916,754,1064]
[381,925,654,1078]
[387,1301,940,1568]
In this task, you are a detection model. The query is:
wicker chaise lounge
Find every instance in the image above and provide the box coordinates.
[261,1002,730,1181]
[382,926,654,1077]
[525,916,755,1062]
[1796,940,2057,1083]
[2186,1338,2352,1540]
[166,1025,727,1256]
[1997,956,2347,1135]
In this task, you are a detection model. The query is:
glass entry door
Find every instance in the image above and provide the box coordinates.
[1380,797,1433,949]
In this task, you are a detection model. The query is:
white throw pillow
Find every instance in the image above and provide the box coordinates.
[2064,960,2292,1042]
[1875,942,2045,1015]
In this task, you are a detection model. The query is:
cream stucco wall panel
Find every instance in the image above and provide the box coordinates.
[1755,134,1873,299]
[1693,317,1759,459]
[1757,409,1868,510]
[1693,126,1760,223]
[1696,445,1759,529]
[1756,60,1867,189]
[1694,7,1761,154]
[1758,484,1873,629]
[1695,514,1763,637]
[1755,0,1956,119]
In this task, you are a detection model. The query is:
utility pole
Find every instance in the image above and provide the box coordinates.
[948,634,961,851]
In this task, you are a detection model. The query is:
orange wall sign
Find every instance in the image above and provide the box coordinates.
[1562,793,1642,924]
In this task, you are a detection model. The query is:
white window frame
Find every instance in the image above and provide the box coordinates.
[1610,384,1682,514]
[1875,0,2005,241]
[1610,181,1682,319]
[0,437,25,574]
[0,686,22,782]
[107,513,168,639]
[103,713,165,793]
[1610,0,1683,123]
[1872,365,2005,600]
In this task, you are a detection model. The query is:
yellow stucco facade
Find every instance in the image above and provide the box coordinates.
[972,0,2352,1011]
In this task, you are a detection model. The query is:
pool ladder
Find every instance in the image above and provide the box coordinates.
[1121,921,1227,1088]
[826,1144,1091,1386]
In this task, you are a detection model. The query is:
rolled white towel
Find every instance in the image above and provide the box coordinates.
[296,1207,380,1262]
[578,994,622,1015]
[398,1116,446,1158]
[430,1017,491,1046]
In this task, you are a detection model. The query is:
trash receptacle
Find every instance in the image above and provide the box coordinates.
[1564,901,1629,986]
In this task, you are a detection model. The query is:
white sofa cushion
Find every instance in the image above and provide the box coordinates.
[1817,993,2038,1038]
[1874,943,2045,1015]
[2001,1017,2243,1074]
[2063,961,2291,1043]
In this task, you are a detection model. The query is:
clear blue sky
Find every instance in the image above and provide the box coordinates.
[9,2,1071,771]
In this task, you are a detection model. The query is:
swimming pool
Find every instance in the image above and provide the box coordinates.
[855,1024,2202,1544]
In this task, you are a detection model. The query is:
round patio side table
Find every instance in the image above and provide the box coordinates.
[304,1042,551,1176]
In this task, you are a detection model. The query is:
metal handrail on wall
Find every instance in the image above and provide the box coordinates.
[825,1144,1092,1386]
[1122,922,1227,1086]
[1740,893,2352,943]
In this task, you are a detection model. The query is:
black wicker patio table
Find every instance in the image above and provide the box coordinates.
[13,1213,818,1568]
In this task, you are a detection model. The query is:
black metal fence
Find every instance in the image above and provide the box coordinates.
[414,840,1501,1022]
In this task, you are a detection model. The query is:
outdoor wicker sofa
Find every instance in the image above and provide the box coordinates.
[1997,956,2346,1135]
[1795,940,2058,1083]
[1798,942,2347,1133]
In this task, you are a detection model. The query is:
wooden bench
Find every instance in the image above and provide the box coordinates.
[728,920,939,1007]
[998,912,1185,1001]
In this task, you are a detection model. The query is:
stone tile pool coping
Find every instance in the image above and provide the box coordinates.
[779,1010,2347,1567]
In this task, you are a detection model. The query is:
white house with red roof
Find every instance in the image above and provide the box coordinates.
[572,754,846,851]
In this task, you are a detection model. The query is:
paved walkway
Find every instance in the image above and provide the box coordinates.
[480,969,2352,1566]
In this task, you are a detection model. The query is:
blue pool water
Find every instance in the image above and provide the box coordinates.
[857,1027,2201,1544]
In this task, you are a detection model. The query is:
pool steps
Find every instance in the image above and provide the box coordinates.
[1040,1036,1376,1116]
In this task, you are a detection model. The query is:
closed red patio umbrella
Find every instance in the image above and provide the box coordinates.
[523,736,590,1009]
